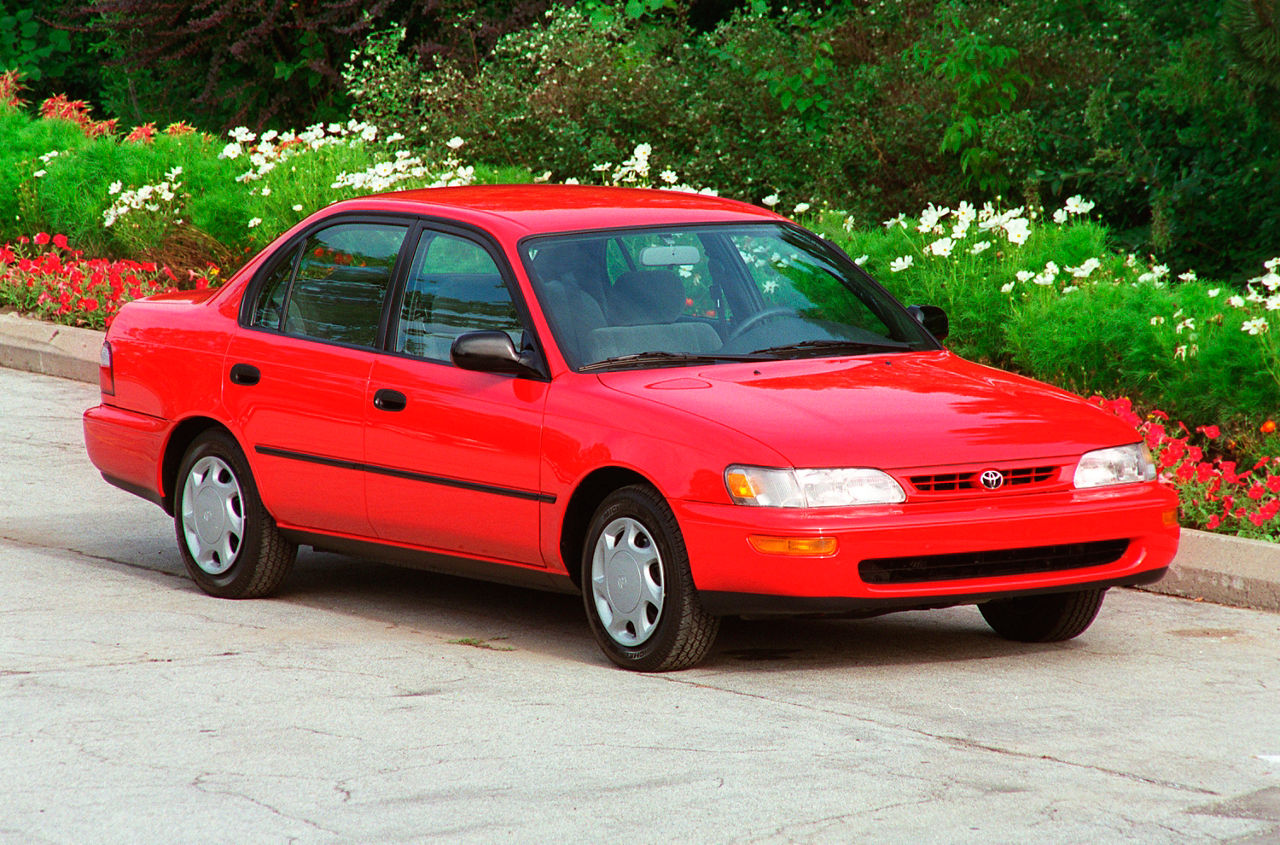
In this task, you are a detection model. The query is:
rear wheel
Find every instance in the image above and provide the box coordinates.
[979,588,1106,643]
[174,430,296,598]
[582,485,719,671]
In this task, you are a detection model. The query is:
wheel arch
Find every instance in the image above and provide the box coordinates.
[559,466,657,589]
[160,417,236,515]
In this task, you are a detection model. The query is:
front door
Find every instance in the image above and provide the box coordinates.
[365,228,548,565]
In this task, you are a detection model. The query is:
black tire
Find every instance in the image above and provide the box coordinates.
[582,485,719,671]
[979,588,1106,643]
[173,429,296,599]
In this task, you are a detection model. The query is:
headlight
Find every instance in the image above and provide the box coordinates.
[725,465,906,507]
[1073,443,1156,489]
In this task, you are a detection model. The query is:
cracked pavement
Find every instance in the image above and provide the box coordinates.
[2,367,1280,843]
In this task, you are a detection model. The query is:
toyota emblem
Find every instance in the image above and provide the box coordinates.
[979,469,1005,490]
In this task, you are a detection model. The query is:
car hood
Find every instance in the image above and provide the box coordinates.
[596,352,1139,469]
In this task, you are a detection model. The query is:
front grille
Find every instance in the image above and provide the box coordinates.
[859,539,1131,585]
[909,465,1057,494]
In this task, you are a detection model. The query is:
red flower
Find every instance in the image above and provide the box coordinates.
[52,234,68,250]
[34,232,50,246]
[1248,483,1265,500]
[1206,514,1221,529]
[1263,420,1277,434]
[1197,424,1220,439]
[1267,475,1280,494]
[78,297,99,312]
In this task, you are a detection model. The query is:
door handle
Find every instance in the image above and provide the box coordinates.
[229,363,260,386]
[373,388,407,412]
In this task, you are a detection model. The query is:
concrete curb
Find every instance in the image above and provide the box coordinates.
[0,312,101,384]
[1,312,1276,616]
[1141,529,1280,613]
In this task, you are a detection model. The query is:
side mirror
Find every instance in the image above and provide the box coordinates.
[451,331,543,377]
[907,305,949,341]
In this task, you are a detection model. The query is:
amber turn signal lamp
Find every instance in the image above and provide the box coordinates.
[748,535,838,556]
[1162,509,1179,527]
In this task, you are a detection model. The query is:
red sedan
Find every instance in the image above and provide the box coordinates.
[84,185,1179,671]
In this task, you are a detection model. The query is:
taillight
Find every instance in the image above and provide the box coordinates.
[99,340,115,396]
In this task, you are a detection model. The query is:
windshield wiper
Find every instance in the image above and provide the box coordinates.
[749,338,911,357]
[579,350,771,372]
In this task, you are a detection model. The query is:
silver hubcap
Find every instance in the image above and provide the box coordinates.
[180,456,245,576]
[591,517,664,647]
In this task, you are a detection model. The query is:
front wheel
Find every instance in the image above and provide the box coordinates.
[582,485,719,671]
[174,430,296,598]
[979,588,1106,643]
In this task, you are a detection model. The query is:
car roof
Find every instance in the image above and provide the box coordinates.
[317,184,784,239]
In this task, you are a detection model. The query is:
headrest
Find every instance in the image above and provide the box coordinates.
[609,269,685,325]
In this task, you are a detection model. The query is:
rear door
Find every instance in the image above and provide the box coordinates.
[365,227,549,565]
[225,217,410,536]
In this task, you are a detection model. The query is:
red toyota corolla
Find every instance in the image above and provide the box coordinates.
[84,185,1179,670]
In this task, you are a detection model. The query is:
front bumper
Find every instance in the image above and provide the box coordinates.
[674,482,1179,615]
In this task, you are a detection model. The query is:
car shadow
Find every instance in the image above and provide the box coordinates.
[277,549,1062,672]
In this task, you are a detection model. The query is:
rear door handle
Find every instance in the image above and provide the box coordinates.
[229,363,260,386]
[373,389,407,412]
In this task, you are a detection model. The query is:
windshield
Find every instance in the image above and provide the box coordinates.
[521,222,937,371]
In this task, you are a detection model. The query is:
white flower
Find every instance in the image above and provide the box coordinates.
[247,217,262,228]
[229,126,255,143]
[1068,258,1101,278]
[1052,208,1068,225]
[1174,344,1188,360]
[970,240,992,255]
[927,236,955,258]
[1015,270,1035,283]
[1178,270,1197,283]
[882,213,906,229]
[1003,217,1031,245]
[261,187,271,196]
[792,202,811,214]
[533,171,552,183]
[1207,288,1220,298]
[33,169,46,178]
[1064,195,1095,215]
[1267,294,1280,312]
[1227,295,1246,308]
[854,254,868,266]
[917,203,949,234]
[1150,316,1165,326]
[659,170,678,185]
[954,200,976,225]
[1266,257,1280,272]
[1000,282,1015,293]
[1175,318,1195,334]
[1242,317,1269,335]
[1062,285,1079,294]
[889,255,914,272]
[1261,272,1280,291]
[762,280,779,294]
[446,136,465,150]
[564,177,580,185]
[762,194,779,208]
[220,142,243,160]
[291,204,303,212]
[107,180,122,195]
[386,132,405,143]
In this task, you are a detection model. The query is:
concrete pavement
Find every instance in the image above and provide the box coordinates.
[2,366,1280,843]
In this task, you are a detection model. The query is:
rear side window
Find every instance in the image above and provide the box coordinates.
[394,231,523,362]
[250,222,408,348]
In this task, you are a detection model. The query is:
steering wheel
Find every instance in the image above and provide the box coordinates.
[726,307,794,343]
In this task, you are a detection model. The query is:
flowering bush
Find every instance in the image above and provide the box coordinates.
[1095,397,1280,542]
[0,233,218,330]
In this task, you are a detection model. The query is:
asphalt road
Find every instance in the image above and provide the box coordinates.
[3,366,1279,844]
